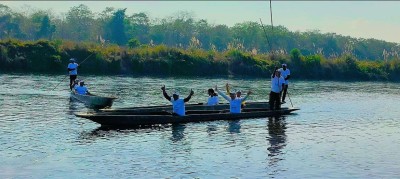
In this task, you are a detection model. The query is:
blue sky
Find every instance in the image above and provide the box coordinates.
[2,1,400,43]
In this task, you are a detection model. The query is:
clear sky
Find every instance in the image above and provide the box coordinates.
[2,1,400,43]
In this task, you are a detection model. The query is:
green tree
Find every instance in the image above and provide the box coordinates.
[128,38,140,48]
[107,9,127,45]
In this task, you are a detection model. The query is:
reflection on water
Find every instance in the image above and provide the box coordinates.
[227,120,241,134]
[266,116,287,167]
[170,124,186,142]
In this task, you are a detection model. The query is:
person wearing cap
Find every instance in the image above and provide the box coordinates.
[225,83,246,107]
[74,81,91,95]
[215,85,252,113]
[207,88,219,106]
[270,68,285,110]
[278,64,291,103]
[68,58,79,90]
[161,85,194,116]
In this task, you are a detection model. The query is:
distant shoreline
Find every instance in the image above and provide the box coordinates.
[1,39,400,82]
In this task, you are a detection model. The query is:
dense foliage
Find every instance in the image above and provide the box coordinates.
[1,39,400,81]
[0,3,399,61]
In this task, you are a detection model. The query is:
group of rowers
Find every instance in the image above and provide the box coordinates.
[161,64,291,116]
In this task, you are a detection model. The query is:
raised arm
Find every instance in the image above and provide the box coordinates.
[215,85,230,102]
[184,89,194,102]
[241,91,252,102]
[161,85,171,101]
[225,83,230,95]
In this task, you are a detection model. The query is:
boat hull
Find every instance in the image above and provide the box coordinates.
[75,108,299,127]
[70,92,116,108]
[100,101,270,114]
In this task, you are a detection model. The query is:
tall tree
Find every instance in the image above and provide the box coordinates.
[104,9,127,45]
[65,4,95,41]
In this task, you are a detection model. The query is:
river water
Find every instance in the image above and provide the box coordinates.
[0,74,399,178]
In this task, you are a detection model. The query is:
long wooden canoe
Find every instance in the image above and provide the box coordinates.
[100,101,270,114]
[75,107,299,127]
[70,91,117,109]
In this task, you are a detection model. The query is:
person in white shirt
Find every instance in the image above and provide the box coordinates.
[75,81,91,95]
[207,88,219,106]
[161,85,194,116]
[279,64,291,103]
[270,68,285,110]
[215,85,252,114]
[68,58,79,90]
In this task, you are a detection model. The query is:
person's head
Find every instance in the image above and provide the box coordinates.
[282,64,287,70]
[275,70,281,77]
[74,79,80,85]
[172,92,179,100]
[236,90,242,97]
[208,88,215,96]
[79,81,85,86]
[70,58,75,63]
[229,92,236,99]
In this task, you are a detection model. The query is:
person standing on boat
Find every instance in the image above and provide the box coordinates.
[68,58,79,90]
[270,68,285,110]
[278,64,291,104]
[75,81,91,95]
[161,85,194,116]
[207,88,219,106]
[216,85,252,113]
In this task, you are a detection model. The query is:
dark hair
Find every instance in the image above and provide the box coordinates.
[208,88,214,93]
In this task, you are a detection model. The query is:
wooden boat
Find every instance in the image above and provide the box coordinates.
[100,101,270,114]
[75,107,299,127]
[70,91,117,109]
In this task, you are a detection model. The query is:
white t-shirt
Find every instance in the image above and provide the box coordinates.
[68,63,78,75]
[171,98,185,116]
[207,96,219,106]
[75,86,88,95]
[230,99,242,113]
[279,68,291,84]
[271,76,285,93]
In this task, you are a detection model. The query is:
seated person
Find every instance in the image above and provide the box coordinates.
[216,85,252,113]
[75,81,91,95]
[161,85,194,116]
[207,88,219,106]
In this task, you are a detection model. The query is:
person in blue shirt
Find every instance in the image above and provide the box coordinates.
[161,85,194,116]
[68,58,79,90]
[75,81,91,95]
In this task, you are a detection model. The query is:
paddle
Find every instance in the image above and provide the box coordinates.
[51,53,95,91]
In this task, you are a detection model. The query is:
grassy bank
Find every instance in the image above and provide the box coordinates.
[1,39,400,81]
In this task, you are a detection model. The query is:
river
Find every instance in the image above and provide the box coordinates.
[0,74,399,178]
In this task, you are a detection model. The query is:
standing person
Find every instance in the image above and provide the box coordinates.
[207,88,219,106]
[279,64,291,103]
[161,85,194,116]
[216,85,252,114]
[269,68,285,110]
[68,58,79,90]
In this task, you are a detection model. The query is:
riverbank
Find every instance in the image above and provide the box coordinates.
[1,39,399,81]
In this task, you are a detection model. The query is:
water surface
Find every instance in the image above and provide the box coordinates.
[0,74,399,178]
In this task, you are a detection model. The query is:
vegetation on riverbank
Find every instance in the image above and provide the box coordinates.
[1,39,400,81]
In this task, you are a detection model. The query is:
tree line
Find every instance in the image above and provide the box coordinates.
[1,3,399,61]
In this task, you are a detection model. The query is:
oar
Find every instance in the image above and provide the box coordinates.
[287,90,294,108]
[51,53,95,91]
